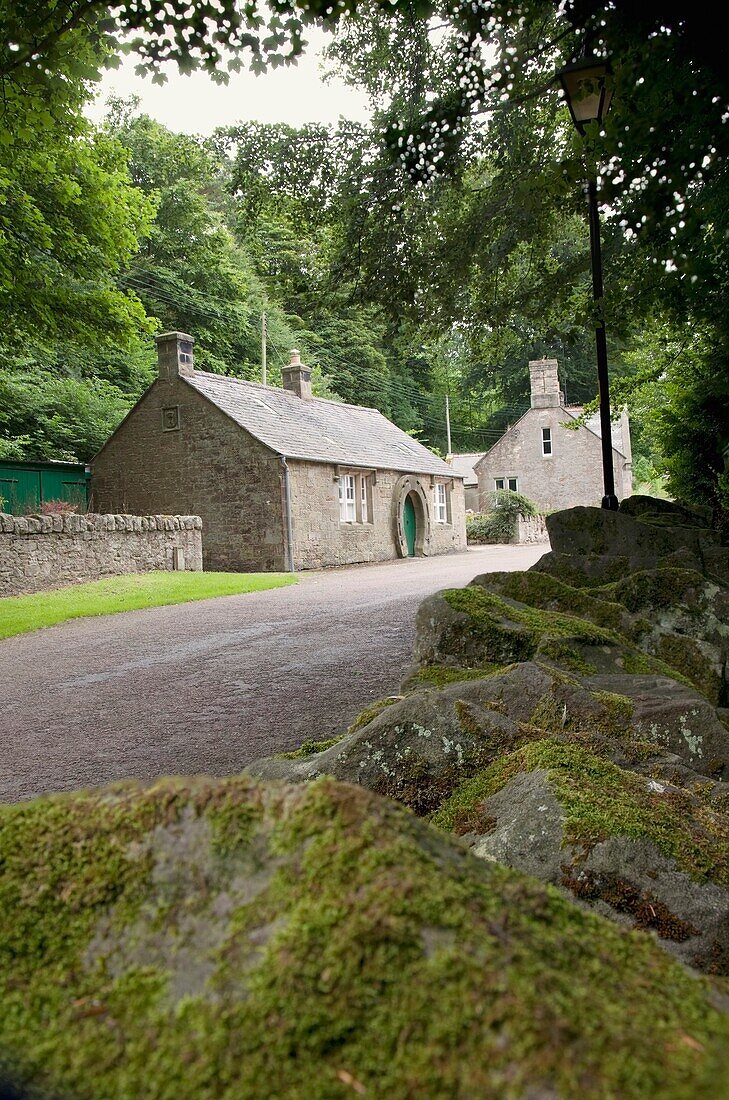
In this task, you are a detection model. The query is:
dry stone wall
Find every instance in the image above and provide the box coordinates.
[0,513,203,596]
[515,514,549,544]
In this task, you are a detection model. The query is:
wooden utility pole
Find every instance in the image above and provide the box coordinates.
[445,394,452,455]
[261,312,267,386]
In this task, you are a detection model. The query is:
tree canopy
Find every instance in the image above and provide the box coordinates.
[0,1,726,509]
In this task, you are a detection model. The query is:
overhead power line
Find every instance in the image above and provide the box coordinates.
[122,269,518,447]
[267,334,505,446]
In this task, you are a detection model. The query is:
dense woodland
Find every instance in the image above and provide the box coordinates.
[0,2,726,513]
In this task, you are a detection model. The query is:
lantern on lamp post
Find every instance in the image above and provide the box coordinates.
[557,57,619,511]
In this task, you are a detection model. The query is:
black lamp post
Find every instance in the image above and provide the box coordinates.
[557,58,619,510]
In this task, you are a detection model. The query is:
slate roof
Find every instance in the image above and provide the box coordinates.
[446,453,485,487]
[184,371,459,477]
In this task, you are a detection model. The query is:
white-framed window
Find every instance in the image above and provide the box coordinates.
[338,474,356,522]
[495,477,518,493]
[508,477,518,492]
[542,427,553,456]
[434,482,450,524]
[338,472,372,524]
[494,478,505,491]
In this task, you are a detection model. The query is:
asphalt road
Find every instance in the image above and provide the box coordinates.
[0,544,546,802]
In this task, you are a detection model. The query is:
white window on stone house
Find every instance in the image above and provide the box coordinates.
[338,472,373,524]
[338,474,357,522]
[434,482,450,524]
[494,477,518,493]
[542,427,553,456]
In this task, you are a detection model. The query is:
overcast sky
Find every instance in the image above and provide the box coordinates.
[86,28,371,133]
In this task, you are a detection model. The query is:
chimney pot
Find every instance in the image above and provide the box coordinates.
[290,348,301,366]
[156,331,195,381]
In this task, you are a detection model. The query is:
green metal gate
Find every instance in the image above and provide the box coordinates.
[0,460,90,514]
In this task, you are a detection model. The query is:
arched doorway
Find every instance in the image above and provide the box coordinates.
[403,493,417,556]
[393,476,431,558]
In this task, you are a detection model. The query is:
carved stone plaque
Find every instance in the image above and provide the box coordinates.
[161,406,180,432]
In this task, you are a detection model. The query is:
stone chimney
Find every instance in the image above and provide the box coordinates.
[529,358,563,409]
[281,349,312,400]
[156,332,195,381]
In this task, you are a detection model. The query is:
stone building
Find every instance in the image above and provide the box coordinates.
[92,333,466,571]
[446,453,484,511]
[475,358,632,512]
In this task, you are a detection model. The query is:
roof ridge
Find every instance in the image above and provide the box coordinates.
[190,369,384,416]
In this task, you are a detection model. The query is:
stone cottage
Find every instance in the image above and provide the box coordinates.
[92,333,466,571]
[475,358,632,512]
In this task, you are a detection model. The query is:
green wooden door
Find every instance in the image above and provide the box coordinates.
[0,467,39,513]
[403,494,417,557]
[41,467,88,511]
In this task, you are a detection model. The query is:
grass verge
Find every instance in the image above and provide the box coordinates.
[0,571,297,639]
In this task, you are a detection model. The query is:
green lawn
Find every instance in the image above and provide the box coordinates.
[0,571,297,640]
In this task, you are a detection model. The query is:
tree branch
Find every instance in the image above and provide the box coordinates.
[0,0,107,78]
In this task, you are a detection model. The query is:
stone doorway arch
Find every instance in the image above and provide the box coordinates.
[393,475,432,558]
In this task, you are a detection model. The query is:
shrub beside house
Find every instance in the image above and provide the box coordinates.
[466,490,547,545]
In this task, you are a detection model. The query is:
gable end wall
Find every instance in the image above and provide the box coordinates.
[91,378,287,571]
[476,408,632,511]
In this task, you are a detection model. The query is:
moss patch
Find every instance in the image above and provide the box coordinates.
[433,740,729,885]
[620,648,696,688]
[590,690,635,729]
[444,586,616,645]
[436,587,618,674]
[425,587,704,695]
[276,736,345,760]
[655,634,724,705]
[479,572,630,635]
[369,746,494,818]
[0,776,727,1099]
[527,686,635,749]
[409,664,504,688]
[601,569,706,613]
[346,697,399,735]
[537,639,598,675]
